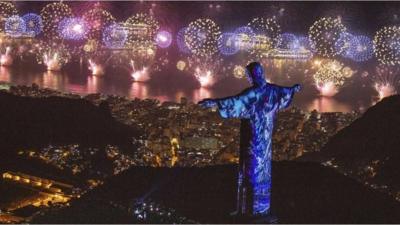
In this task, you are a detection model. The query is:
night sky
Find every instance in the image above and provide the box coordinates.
[14,1,400,36]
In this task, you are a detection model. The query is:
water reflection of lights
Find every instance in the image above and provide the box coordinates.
[174,91,185,102]
[128,83,211,104]
[0,62,371,113]
[43,71,63,90]
[66,84,87,94]
[306,97,352,113]
[87,75,100,93]
[129,82,173,102]
[0,54,12,66]
[192,87,211,101]
[0,66,10,81]
[130,82,149,99]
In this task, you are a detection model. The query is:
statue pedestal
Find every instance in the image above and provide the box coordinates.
[252,214,278,224]
[231,213,278,224]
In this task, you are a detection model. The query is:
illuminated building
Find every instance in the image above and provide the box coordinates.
[181,137,218,150]
[2,171,75,198]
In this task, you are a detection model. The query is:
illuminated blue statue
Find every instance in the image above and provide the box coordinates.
[199,62,301,217]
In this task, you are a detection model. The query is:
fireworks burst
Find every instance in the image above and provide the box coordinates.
[22,13,43,37]
[184,18,221,57]
[88,59,105,76]
[0,46,13,66]
[309,17,347,57]
[5,16,26,37]
[335,32,354,58]
[313,59,354,96]
[102,23,128,49]
[41,2,73,40]
[373,26,400,65]
[372,66,400,100]
[233,65,246,79]
[248,17,281,47]
[348,35,374,62]
[130,60,150,82]
[176,60,186,71]
[125,13,159,49]
[218,32,238,56]
[176,27,191,54]
[233,26,256,51]
[155,30,172,48]
[36,41,71,71]
[0,2,18,33]
[290,35,312,52]
[83,39,99,53]
[58,17,89,41]
[83,6,116,40]
[252,34,274,54]
[195,67,215,87]
[130,42,156,61]
[279,32,297,49]
[187,55,223,87]
[129,42,157,82]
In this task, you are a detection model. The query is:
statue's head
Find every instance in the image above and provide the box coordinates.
[245,62,266,86]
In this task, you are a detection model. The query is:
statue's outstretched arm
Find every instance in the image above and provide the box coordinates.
[213,88,257,119]
[278,84,301,110]
[198,87,256,118]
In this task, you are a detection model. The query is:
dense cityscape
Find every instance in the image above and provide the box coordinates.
[6,82,360,165]
[0,0,399,223]
[0,83,361,223]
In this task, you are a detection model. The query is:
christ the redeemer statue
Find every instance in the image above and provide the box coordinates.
[199,62,301,218]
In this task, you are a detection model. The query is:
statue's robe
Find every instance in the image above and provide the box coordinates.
[215,82,296,216]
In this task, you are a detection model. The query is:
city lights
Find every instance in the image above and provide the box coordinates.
[1,2,400,224]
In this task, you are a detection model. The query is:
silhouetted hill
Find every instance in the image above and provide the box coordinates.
[0,92,140,183]
[32,162,400,223]
[0,91,138,152]
[300,95,400,199]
